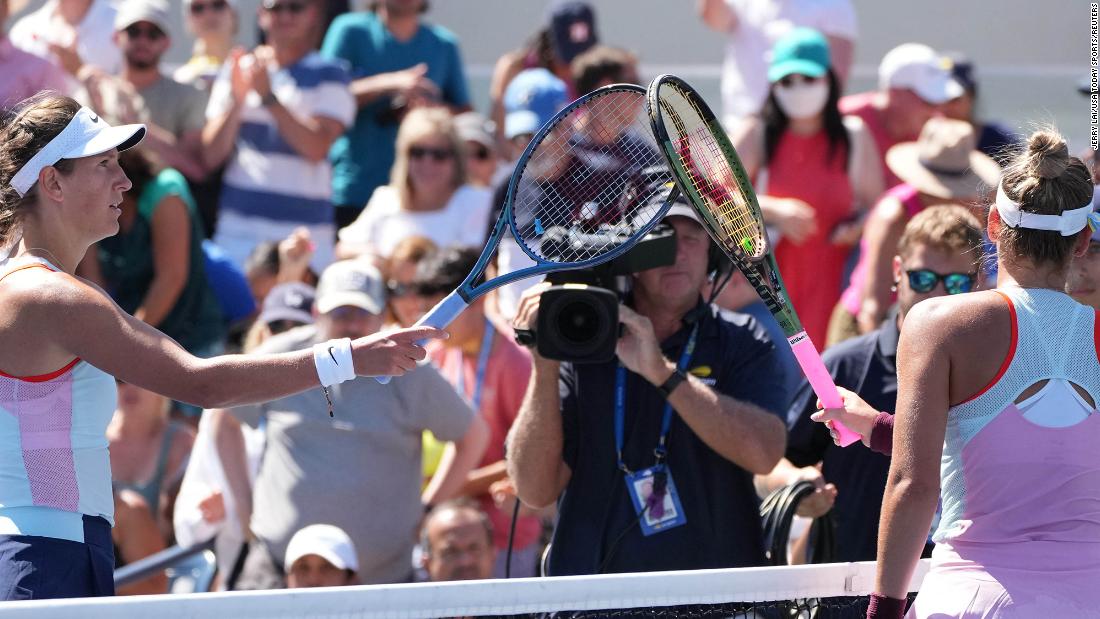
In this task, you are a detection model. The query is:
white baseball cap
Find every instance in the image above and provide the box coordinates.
[9,107,146,197]
[878,43,964,105]
[284,524,359,573]
[114,0,172,33]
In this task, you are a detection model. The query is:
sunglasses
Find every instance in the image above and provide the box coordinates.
[190,0,229,15]
[905,269,977,295]
[266,319,305,335]
[124,24,166,40]
[777,74,822,88]
[467,144,493,161]
[409,146,454,162]
[386,280,420,298]
[262,0,307,14]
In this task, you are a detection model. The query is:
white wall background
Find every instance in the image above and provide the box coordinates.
[10,0,1095,146]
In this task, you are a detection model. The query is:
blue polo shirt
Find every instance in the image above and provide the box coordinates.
[786,309,899,562]
[548,301,791,576]
[321,12,470,210]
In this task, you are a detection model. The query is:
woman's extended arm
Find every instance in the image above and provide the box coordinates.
[18,270,443,409]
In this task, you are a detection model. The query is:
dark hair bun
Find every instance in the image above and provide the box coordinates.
[1025,130,1070,180]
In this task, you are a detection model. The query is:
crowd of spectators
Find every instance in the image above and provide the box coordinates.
[7,0,1093,597]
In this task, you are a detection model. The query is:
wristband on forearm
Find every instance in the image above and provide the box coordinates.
[313,338,355,417]
[869,411,895,455]
[866,592,906,619]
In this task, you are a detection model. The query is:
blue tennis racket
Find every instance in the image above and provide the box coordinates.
[376,84,679,383]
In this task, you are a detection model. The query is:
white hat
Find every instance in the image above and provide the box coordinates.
[453,112,494,149]
[114,0,172,33]
[629,192,703,229]
[315,260,385,316]
[9,107,146,197]
[878,43,964,105]
[284,524,359,573]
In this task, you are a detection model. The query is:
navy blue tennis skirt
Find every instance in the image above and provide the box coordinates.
[0,515,114,600]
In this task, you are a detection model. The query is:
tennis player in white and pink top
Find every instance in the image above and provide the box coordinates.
[0,93,443,600]
[865,128,1100,618]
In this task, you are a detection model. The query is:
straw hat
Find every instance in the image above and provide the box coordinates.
[885,117,1001,200]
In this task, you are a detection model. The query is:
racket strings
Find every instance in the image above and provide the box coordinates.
[661,89,765,259]
[511,89,674,266]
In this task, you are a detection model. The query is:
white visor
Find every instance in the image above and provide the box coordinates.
[996,182,1093,236]
[9,107,146,197]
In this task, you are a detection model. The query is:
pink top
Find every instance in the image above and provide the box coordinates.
[429,324,540,550]
[0,37,72,110]
[0,259,118,542]
[838,91,904,188]
[838,183,923,317]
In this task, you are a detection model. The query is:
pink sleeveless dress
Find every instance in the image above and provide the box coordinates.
[910,288,1100,617]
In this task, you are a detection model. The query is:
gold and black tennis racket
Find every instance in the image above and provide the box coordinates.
[646,74,860,447]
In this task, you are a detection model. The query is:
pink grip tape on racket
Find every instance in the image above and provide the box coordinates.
[788,332,860,446]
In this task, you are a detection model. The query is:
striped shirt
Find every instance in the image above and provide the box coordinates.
[207,52,355,227]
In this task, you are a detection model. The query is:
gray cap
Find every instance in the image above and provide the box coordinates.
[315,260,385,316]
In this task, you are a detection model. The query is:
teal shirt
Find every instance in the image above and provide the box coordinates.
[98,169,224,353]
[321,12,470,209]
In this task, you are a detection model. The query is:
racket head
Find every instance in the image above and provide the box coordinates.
[503,84,677,269]
[647,74,803,337]
[646,74,768,263]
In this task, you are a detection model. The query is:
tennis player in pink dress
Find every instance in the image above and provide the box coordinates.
[0,93,442,599]
[867,128,1100,618]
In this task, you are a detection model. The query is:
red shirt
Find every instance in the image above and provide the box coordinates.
[767,129,854,345]
[429,323,540,550]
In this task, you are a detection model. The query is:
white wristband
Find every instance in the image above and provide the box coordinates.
[313,338,355,387]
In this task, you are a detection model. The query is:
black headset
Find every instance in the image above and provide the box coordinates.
[706,241,730,280]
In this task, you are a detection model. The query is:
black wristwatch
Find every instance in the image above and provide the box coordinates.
[260,92,278,107]
[657,369,687,398]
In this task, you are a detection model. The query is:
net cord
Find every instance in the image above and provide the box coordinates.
[2,560,932,619]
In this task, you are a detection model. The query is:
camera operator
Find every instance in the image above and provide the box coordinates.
[507,203,789,576]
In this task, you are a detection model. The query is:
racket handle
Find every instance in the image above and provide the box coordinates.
[788,332,861,447]
[375,291,470,385]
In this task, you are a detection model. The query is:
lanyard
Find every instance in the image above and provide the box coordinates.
[614,323,699,474]
[449,319,495,411]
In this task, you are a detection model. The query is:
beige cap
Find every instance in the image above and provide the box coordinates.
[886,117,1001,200]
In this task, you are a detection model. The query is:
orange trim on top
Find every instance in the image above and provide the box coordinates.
[0,262,73,381]
[0,262,55,284]
[0,358,81,382]
[1094,310,1100,365]
[958,290,1018,405]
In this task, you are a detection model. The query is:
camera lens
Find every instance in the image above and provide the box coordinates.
[558,299,604,345]
[537,285,620,363]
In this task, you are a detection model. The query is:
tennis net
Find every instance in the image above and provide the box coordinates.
[2,559,928,618]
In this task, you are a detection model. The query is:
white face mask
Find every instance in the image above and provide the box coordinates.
[773,79,830,120]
